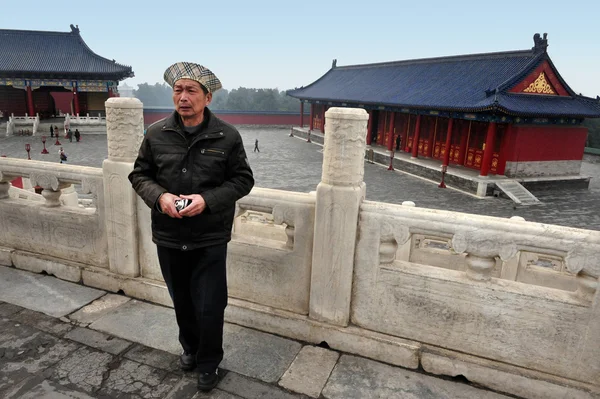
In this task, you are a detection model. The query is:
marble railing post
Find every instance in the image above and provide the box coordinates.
[309,107,368,326]
[103,98,144,277]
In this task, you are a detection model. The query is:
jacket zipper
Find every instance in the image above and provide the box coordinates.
[202,148,225,155]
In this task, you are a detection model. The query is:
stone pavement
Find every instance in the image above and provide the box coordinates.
[1,128,599,230]
[0,265,515,399]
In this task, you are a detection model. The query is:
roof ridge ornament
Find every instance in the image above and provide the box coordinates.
[532,33,548,53]
[70,24,80,34]
[332,59,337,69]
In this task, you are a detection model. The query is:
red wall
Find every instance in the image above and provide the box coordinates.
[504,125,587,162]
[144,110,305,126]
[51,92,73,115]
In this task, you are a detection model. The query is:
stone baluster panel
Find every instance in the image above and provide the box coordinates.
[310,107,368,326]
[0,172,11,199]
[103,98,144,277]
[29,172,70,207]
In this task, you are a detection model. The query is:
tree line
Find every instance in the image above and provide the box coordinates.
[133,83,302,112]
[583,119,600,149]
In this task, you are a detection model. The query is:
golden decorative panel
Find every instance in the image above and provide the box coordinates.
[523,72,556,95]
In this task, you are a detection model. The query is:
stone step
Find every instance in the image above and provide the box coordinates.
[495,181,541,205]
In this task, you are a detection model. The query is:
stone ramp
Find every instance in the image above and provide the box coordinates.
[0,265,513,398]
[495,180,541,205]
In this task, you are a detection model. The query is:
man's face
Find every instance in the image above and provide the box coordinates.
[172,79,212,121]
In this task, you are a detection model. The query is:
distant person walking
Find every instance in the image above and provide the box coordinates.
[395,135,401,151]
[74,129,81,142]
[59,147,67,163]
[53,125,59,138]
[254,139,260,152]
[67,129,73,142]
[50,125,54,138]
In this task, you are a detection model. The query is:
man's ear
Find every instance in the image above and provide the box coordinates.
[206,92,213,105]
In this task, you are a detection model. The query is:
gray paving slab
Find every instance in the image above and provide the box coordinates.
[88,299,181,354]
[221,323,302,383]
[48,346,114,394]
[0,266,105,317]
[322,355,511,399]
[64,326,132,355]
[0,302,23,317]
[0,321,80,394]
[193,387,244,399]
[279,345,340,397]
[68,293,130,326]
[124,344,182,374]
[163,375,204,399]
[2,377,96,399]
[96,358,182,398]
[11,309,74,337]
[218,372,306,399]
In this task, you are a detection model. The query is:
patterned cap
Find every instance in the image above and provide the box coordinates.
[163,62,222,93]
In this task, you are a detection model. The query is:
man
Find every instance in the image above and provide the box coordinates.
[59,147,67,163]
[254,138,259,152]
[128,62,254,392]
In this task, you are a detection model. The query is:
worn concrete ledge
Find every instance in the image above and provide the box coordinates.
[225,297,420,370]
[81,266,172,308]
[11,250,83,282]
[291,127,325,146]
[421,346,600,399]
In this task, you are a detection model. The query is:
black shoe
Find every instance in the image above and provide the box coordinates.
[180,352,196,371]
[197,370,219,392]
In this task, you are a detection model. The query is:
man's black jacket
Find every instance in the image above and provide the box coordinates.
[128,108,254,250]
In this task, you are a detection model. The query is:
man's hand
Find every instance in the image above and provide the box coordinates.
[158,193,183,219]
[178,194,207,217]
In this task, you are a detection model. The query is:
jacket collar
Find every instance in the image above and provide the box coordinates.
[162,107,222,134]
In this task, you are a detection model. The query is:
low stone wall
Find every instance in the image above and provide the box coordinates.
[355,200,599,389]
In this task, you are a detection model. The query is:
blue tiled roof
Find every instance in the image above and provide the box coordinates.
[0,25,133,80]
[287,48,600,118]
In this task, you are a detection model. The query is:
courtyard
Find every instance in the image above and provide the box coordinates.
[1,127,599,231]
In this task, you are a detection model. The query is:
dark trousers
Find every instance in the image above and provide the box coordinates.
[157,244,228,373]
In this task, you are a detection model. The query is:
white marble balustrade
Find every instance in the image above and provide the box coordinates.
[0,100,597,398]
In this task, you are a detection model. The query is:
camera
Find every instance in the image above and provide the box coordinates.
[175,199,191,212]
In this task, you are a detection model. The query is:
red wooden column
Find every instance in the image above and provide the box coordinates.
[458,122,470,165]
[480,121,497,177]
[366,111,373,145]
[387,112,396,151]
[26,85,35,116]
[73,86,80,116]
[108,88,115,97]
[321,106,326,133]
[403,115,411,152]
[411,115,422,158]
[443,118,454,167]
[299,102,304,128]
[309,103,314,130]
[427,118,437,158]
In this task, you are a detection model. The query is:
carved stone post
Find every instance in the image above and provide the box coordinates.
[309,107,368,325]
[103,98,144,277]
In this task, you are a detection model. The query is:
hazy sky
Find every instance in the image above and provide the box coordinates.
[2,0,599,97]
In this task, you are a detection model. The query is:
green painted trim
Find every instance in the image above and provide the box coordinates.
[584,147,600,155]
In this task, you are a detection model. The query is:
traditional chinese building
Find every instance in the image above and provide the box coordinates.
[288,34,600,178]
[0,25,133,119]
